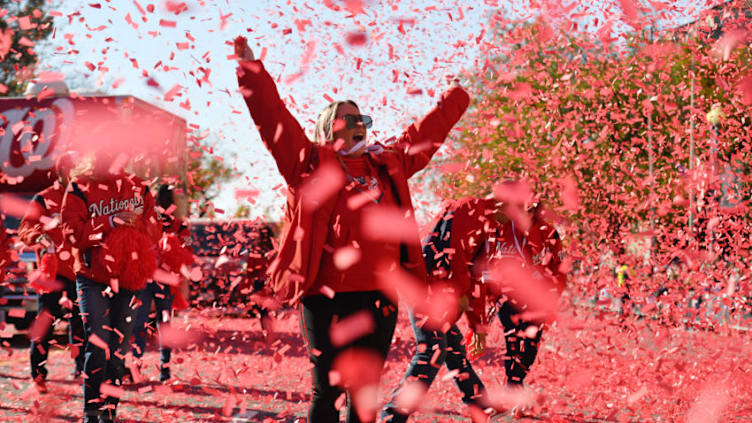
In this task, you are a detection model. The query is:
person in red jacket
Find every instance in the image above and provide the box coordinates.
[130,183,190,383]
[234,36,469,423]
[486,186,566,391]
[61,150,161,423]
[0,217,10,284]
[382,197,500,422]
[18,153,86,392]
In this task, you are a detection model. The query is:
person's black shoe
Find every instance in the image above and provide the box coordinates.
[83,416,99,423]
[159,365,170,382]
[122,366,133,384]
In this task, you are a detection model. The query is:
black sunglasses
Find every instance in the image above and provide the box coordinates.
[341,114,373,129]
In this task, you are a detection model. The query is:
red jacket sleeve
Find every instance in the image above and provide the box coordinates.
[465,280,487,334]
[17,194,47,247]
[61,182,113,250]
[530,216,567,295]
[448,199,491,333]
[396,86,470,177]
[236,60,314,188]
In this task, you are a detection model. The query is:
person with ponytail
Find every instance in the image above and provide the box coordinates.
[18,153,86,392]
[234,36,469,423]
[61,150,161,423]
[130,183,192,383]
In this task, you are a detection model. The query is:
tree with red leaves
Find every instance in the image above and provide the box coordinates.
[0,0,54,96]
[441,4,752,321]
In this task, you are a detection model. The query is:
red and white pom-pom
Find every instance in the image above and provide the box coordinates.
[159,233,195,273]
[97,226,157,291]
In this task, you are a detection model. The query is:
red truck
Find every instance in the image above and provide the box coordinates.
[0,84,187,334]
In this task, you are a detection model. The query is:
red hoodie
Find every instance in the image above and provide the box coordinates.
[423,198,501,332]
[61,173,161,285]
[237,59,469,305]
[18,181,76,281]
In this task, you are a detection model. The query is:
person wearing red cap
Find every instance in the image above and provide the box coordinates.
[18,152,85,393]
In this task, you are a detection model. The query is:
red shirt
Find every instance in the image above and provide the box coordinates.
[308,156,400,296]
[18,181,76,281]
[61,173,161,285]
[489,212,566,300]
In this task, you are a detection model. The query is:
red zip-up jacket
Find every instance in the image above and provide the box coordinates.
[423,198,501,333]
[237,59,469,305]
[61,173,161,285]
[18,181,76,281]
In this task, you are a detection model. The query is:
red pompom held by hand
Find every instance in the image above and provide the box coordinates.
[29,252,63,294]
[96,226,157,291]
[40,252,58,280]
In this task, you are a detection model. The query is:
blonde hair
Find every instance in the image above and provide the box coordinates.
[314,100,359,144]
[69,152,95,180]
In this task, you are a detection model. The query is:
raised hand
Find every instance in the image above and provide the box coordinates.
[444,73,461,88]
[234,35,255,61]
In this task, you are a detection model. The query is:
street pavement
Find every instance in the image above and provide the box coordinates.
[1,304,751,422]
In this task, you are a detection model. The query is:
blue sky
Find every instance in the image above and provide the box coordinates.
[35,0,713,221]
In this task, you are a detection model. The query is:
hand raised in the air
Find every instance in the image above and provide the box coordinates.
[234,36,255,61]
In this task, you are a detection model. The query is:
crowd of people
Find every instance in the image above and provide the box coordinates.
[0,35,569,423]
[233,36,567,422]
[1,151,196,423]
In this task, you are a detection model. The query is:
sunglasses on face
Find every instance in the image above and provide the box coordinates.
[338,114,373,130]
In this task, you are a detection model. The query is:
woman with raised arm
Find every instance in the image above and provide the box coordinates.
[234,37,469,423]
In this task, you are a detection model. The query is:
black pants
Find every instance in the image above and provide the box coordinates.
[132,281,173,365]
[77,276,137,420]
[497,301,543,386]
[299,291,398,423]
[30,276,85,379]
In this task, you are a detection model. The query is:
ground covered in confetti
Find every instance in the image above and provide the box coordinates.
[1,302,751,423]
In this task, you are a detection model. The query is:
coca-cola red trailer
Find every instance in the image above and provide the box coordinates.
[0,92,187,333]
